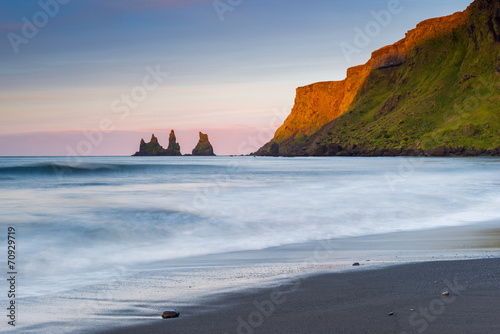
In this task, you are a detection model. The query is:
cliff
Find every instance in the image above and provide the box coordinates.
[192,132,215,156]
[256,0,500,157]
[272,64,372,143]
[132,131,181,156]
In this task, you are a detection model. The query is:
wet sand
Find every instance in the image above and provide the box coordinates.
[99,257,500,334]
[95,220,500,334]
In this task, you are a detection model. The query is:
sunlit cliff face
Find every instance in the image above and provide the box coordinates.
[272,8,471,144]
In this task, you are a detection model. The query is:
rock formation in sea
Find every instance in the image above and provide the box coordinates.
[255,0,500,157]
[192,132,216,156]
[132,134,166,156]
[132,131,182,156]
[164,130,182,156]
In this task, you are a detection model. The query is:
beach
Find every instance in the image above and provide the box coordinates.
[92,222,500,334]
[99,257,500,334]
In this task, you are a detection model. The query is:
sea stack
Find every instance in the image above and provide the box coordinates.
[192,132,215,156]
[165,130,182,156]
[132,131,182,156]
[132,134,166,156]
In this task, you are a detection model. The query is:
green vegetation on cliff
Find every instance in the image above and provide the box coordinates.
[257,0,500,157]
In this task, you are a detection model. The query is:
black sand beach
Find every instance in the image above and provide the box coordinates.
[99,257,500,334]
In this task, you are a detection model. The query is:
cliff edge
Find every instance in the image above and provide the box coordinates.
[256,0,500,157]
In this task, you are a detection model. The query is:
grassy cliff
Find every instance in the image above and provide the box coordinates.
[257,0,500,157]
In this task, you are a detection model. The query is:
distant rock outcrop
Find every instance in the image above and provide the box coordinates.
[132,131,217,156]
[165,130,182,156]
[132,134,166,156]
[132,131,182,156]
[192,132,215,156]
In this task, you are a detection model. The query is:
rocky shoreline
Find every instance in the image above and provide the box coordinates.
[255,143,500,157]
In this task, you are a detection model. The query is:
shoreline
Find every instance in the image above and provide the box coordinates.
[253,148,500,158]
[94,222,500,334]
[8,221,500,334]
[98,257,500,334]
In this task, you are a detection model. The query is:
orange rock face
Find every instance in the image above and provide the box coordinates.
[273,64,371,142]
[272,7,471,145]
[371,10,469,69]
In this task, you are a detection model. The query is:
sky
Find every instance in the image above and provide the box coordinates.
[0,0,473,155]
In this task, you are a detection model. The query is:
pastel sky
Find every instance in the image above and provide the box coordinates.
[0,0,473,155]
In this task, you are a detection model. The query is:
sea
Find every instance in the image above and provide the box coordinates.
[1,156,500,333]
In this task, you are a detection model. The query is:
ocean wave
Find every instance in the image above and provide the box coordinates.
[0,162,222,177]
[0,163,115,174]
[5,156,500,302]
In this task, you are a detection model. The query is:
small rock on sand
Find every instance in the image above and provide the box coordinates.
[352,262,360,266]
[162,311,180,319]
[442,291,450,296]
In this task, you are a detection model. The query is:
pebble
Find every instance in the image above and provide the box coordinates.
[162,311,180,319]
[352,262,360,266]
[388,312,394,316]
[442,291,450,296]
